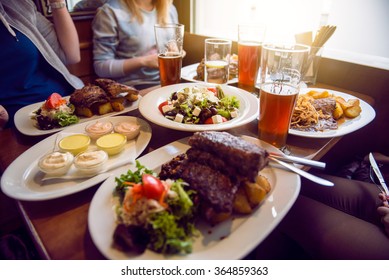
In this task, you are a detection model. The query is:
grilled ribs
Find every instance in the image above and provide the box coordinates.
[159,131,269,224]
[69,84,110,108]
[188,131,269,182]
[94,78,139,97]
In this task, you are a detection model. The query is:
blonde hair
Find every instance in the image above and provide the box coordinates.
[122,0,173,25]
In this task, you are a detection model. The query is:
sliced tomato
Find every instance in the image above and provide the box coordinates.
[45,93,66,109]
[207,87,217,95]
[141,174,165,200]
[158,101,169,114]
[204,116,227,124]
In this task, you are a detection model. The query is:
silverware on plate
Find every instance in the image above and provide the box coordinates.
[269,157,334,187]
[269,153,326,169]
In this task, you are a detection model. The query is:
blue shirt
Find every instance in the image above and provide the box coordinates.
[0,23,73,126]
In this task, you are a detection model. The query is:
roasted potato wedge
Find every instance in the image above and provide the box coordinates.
[244,181,267,207]
[306,90,330,99]
[110,97,127,112]
[126,93,139,102]
[233,187,252,214]
[256,175,271,193]
[344,103,362,118]
[333,102,344,120]
[75,106,93,118]
[95,102,113,115]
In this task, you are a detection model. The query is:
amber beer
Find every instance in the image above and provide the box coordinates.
[238,42,261,92]
[258,83,298,149]
[158,53,182,86]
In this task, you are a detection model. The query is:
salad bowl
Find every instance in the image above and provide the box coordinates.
[138,83,258,132]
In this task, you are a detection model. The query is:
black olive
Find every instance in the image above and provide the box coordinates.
[199,108,212,123]
[210,106,218,115]
[171,92,178,100]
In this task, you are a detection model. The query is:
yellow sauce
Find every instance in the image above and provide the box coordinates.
[96,133,127,155]
[59,134,90,155]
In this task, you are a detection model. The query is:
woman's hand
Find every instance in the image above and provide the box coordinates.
[377,192,389,236]
[0,105,9,129]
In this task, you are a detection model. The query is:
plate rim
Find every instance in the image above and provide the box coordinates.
[14,95,141,136]
[138,83,258,132]
[1,116,152,201]
[88,135,301,260]
[288,87,376,138]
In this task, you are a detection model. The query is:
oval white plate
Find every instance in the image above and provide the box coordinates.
[1,116,151,201]
[14,96,141,136]
[88,136,300,260]
[138,83,258,132]
[181,63,238,84]
[289,88,375,138]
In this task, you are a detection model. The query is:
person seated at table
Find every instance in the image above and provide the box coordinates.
[0,0,84,128]
[92,0,179,89]
[254,174,389,260]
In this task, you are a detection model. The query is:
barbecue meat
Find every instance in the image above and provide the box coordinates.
[160,157,238,221]
[312,98,336,115]
[69,84,110,108]
[188,131,269,182]
[94,78,139,97]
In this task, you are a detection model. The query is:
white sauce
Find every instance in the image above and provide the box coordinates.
[74,150,107,168]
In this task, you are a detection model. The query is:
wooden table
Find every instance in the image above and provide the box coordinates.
[0,84,374,259]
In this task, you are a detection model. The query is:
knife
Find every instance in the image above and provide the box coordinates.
[369,152,389,196]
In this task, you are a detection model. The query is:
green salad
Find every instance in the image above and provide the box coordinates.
[112,161,198,255]
[158,85,240,124]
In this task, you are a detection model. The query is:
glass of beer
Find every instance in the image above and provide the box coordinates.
[237,24,266,93]
[258,43,310,151]
[204,39,232,84]
[154,23,184,87]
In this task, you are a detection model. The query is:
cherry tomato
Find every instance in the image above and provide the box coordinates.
[158,101,169,114]
[141,174,165,200]
[45,93,66,109]
[207,87,217,95]
[204,116,227,124]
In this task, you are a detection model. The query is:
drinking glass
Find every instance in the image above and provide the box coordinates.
[258,43,310,151]
[204,38,232,84]
[154,23,184,87]
[237,24,266,93]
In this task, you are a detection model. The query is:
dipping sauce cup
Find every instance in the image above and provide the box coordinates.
[154,23,184,87]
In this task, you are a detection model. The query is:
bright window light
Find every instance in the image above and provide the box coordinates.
[193,0,389,70]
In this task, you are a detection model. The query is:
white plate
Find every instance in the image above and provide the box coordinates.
[288,88,376,138]
[181,63,238,84]
[14,96,141,136]
[1,116,152,201]
[138,83,258,132]
[88,136,300,260]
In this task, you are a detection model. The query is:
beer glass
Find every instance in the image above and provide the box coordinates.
[258,43,309,150]
[154,23,184,87]
[204,38,232,84]
[237,24,266,93]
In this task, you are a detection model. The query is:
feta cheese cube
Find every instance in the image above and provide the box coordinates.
[211,115,223,124]
[162,104,174,114]
[230,109,239,118]
[192,106,201,116]
[174,113,184,123]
